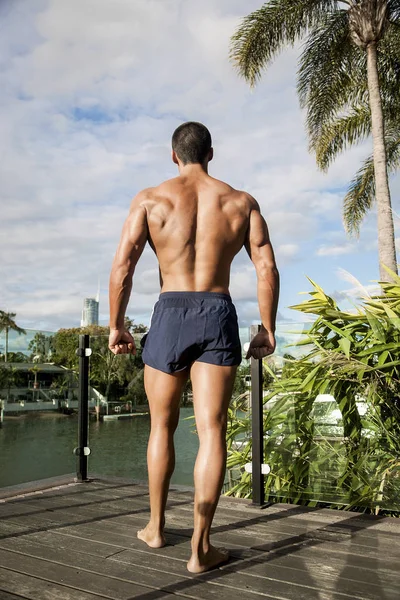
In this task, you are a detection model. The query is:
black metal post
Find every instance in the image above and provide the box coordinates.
[250,324,265,506]
[75,334,90,482]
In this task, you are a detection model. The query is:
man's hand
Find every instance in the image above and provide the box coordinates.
[108,328,136,355]
[246,330,276,360]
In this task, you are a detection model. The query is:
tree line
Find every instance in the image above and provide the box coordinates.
[0,315,150,406]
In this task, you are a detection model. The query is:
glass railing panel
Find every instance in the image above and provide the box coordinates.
[0,329,78,488]
[87,332,150,481]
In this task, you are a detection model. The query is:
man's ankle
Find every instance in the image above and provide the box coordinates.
[149,516,165,530]
[191,534,210,554]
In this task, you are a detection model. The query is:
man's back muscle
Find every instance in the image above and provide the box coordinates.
[142,173,251,293]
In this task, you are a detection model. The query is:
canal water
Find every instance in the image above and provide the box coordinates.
[0,408,198,488]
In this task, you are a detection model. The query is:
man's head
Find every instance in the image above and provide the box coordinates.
[172,122,213,167]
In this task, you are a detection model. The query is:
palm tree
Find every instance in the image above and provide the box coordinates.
[315,90,400,237]
[231,0,400,281]
[0,311,26,363]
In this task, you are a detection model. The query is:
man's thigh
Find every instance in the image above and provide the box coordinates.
[144,365,189,428]
[190,362,237,431]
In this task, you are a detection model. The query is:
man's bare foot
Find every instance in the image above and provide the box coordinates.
[187,545,229,573]
[137,523,166,549]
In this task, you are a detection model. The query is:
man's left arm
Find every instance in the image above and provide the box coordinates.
[109,192,149,355]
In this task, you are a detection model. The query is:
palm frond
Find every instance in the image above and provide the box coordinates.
[388,0,400,22]
[343,130,400,236]
[378,22,400,114]
[316,105,372,171]
[343,156,375,237]
[230,0,342,86]
[0,310,26,335]
[298,10,369,148]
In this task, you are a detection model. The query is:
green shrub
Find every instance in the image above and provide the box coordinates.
[226,270,400,513]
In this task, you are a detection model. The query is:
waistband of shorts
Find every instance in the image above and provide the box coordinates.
[158,291,233,304]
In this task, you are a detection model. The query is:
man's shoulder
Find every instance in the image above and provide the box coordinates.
[209,177,248,198]
[138,178,182,199]
[130,182,171,207]
[215,179,257,209]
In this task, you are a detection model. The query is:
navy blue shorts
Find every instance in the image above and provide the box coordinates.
[141,291,242,374]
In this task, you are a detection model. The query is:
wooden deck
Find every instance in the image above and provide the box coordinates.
[0,478,400,600]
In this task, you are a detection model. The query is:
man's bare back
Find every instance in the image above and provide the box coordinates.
[138,169,252,295]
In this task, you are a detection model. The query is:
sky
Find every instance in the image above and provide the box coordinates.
[1,0,399,333]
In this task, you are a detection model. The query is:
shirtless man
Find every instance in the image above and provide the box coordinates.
[108,122,279,573]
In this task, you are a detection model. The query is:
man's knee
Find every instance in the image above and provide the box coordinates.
[196,416,228,438]
[151,410,180,432]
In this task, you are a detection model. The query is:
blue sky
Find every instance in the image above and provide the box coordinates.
[0,0,399,332]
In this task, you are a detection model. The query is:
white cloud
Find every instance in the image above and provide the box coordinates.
[276,244,299,263]
[317,244,356,257]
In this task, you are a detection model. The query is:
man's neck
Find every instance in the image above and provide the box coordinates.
[178,162,208,176]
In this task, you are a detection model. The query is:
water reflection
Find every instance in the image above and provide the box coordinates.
[0,407,198,488]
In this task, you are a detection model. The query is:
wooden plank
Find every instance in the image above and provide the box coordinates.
[0,529,121,559]
[0,489,152,517]
[178,501,400,541]
[5,500,400,570]
[27,493,399,559]
[0,549,171,600]
[0,489,150,516]
[47,522,255,561]
[0,537,187,590]
[0,591,30,600]
[230,552,400,599]
[56,521,400,577]
[0,499,308,556]
[0,481,148,508]
[3,497,400,567]
[277,541,400,571]
[0,476,77,501]
[249,543,400,584]
[217,499,400,536]
[0,543,276,600]
[0,567,110,600]
[108,548,372,600]
[51,516,400,596]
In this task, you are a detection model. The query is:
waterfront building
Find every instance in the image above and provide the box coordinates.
[81,297,99,327]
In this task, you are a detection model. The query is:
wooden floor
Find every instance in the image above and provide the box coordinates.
[0,478,400,600]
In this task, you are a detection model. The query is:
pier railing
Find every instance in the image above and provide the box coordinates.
[2,323,399,512]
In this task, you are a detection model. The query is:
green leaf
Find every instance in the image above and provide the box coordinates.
[380,304,400,331]
[365,311,386,343]
[338,337,351,358]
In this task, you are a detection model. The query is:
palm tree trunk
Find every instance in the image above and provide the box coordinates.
[366,42,397,281]
[5,328,8,363]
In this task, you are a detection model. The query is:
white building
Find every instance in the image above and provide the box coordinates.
[81,297,99,327]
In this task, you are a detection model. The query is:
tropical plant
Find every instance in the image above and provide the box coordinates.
[51,325,147,403]
[29,366,40,389]
[5,352,28,363]
[0,311,26,363]
[230,0,400,280]
[28,332,53,362]
[226,271,400,513]
[0,364,19,401]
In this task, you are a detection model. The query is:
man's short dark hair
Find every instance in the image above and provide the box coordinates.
[172,122,212,165]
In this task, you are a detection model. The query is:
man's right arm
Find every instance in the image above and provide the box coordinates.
[108,191,149,354]
[245,197,280,359]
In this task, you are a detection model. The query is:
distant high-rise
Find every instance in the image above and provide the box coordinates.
[81,297,99,327]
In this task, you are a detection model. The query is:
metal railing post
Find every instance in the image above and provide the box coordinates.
[250,324,265,506]
[75,334,91,482]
